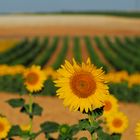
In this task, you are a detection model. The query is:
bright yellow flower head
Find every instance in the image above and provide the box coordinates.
[0,117,11,139]
[135,121,140,140]
[103,94,118,117]
[20,124,31,132]
[55,58,109,113]
[106,112,128,134]
[24,65,46,93]
[43,67,58,80]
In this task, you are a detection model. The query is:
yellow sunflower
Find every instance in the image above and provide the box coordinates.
[24,65,46,92]
[43,67,58,80]
[135,121,140,140]
[0,117,11,139]
[103,94,118,117]
[106,112,128,134]
[55,58,109,113]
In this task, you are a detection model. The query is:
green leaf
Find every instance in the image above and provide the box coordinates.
[111,134,121,140]
[20,103,43,116]
[79,119,90,130]
[8,125,22,137]
[6,98,25,108]
[91,107,103,119]
[79,137,88,140]
[44,133,56,140]
[40,121,59,133]
[79,119,95,133]
[32,103,43,116]
[70,124,80,135]
[97,127,112,140]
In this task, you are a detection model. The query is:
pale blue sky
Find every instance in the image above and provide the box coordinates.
[0,0,139,13]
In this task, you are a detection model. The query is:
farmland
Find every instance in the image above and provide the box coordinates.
[0,15,140,140]
[0,35,140,102]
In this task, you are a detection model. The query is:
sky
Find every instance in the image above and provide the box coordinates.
[0,0,139,13]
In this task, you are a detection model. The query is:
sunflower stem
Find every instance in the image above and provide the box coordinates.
[91,133,97,140]
[29,93,33,137]
[88,115,97,140]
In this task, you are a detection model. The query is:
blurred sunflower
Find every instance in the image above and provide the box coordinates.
[24,65,46,92]
[103,94,118,117]
[55,58,109,113]
[43,67,58,80]
[0,117,11,139]
[106,112,128,134]
[135,121,140,140]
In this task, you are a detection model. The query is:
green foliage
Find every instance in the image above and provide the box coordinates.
[8,125,22,137]
[0,74,26,94]
[34,36,59,67]
[84,36,109,72]
[0,38,28,64]
[49,11,140,18]
[52,36,69,70]
[73,36,82,64]
[94,36,135,73]
[109,83,140,103]
[41,121,59,133]
[7,98,25,108]
[20,103,43,117]
[105,36,138,71]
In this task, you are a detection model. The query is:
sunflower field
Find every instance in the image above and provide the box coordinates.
[0,36,140,101]
[0,35,140,139]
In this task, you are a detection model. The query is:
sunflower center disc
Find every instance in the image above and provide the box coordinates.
[70,72,96,98]
[104,101,112,111]
[26,72,39,85]
[113,118,123,128]
[0,122,4,132]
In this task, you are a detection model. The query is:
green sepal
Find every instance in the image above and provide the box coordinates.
[6,98,25,108]
[59,124,71,135]
[90,107,104,119]
[40,121,59,133]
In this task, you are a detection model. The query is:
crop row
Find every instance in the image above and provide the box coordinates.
[0,36,139,72]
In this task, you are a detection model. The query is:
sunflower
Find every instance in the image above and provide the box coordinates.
[106,112,128,134]
[103,94,118,117]
[135,121,140,140]
[24,65,46,92]
[0,117,11,139]
[43,67,58,80]
[55,58,109,113]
